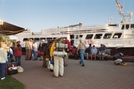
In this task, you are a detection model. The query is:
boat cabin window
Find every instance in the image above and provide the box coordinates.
[70,34,82,39]
[23,38,34,41]
[23,38,29,41]
[70,35,74,40]
[121,25,124,30]
[85,34,93,39]
[74,35,83,39]
[103,33,112,39]
[131,24,134,30]
[80,35,83,38]
[75,35,78,39]
[108,24,118,26]
[34,38,40,41]
[113,33,122,39]
[126,24,129,30]
[40,38,46,40]
[53,37,56,40]
[60,37,67,39]
[94,34,102,39]
[121,24,130,30]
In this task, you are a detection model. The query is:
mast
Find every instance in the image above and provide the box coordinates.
[116,0,125,23]
[116,0,134,23]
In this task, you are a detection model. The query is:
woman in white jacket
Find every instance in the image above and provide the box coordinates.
[0,42,8,80]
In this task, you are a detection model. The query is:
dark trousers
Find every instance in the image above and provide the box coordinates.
[15,56,21,66]
[0,63,6,78]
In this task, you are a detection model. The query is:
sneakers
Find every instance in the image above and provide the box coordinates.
[81,64,85,67]
[1,77,5,80]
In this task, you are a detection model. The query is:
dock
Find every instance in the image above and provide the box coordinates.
[11,55,134,89]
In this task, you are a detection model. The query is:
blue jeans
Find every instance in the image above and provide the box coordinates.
[7,56,12,63]
[15,56,21,66]
[0,63,6,78]
[33,50,38,60]
[80,50,85,65]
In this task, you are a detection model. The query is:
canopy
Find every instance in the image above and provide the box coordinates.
[0,20,27,35]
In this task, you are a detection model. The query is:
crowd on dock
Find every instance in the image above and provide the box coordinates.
[0,37,126,79]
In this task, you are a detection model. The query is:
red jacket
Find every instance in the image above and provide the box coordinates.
[14,47,22,56]
[65,39,71,50]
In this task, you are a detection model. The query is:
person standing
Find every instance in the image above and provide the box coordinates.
[53,38,67,77]
[0,42,8,80]
[25,39,32,60]
[77,39,87,67]
[38,39,45,61]
[6,43,13,63]
[64,39,71,66]
[32,40,38,60]
[14,41,22,66]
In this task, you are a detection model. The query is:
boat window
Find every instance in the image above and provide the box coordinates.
[121,25,124,30]
[85,34,93,39]
[70,35,74,40]
[108,24,118,26]
[113,33,122,39]
[23,38,28,41]
[40,38,46,40]
[60,37,67,39]
[79,35,83,38]
[94,34,102,39]
[75,35,79,39]
[131,24,134,30]
[126,24,129,30]
[47,38,52,40]
[34,38,40,41]
[103,33,112,39]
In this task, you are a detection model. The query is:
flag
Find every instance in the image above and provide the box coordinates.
[116,2,123,9]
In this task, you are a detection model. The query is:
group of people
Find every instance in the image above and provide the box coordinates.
[0,38,126,80]
[88,43,107,60]
[24,38,51,61]
[0,41,22,80]
[77,39,125,67]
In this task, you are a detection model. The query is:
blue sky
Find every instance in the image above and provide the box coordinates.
[0,0,134,32]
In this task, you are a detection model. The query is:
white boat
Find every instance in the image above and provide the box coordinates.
[15,0,134,49]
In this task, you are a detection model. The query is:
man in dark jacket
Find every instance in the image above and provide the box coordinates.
[113,52,123,65]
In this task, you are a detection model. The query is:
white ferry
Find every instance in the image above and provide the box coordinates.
[15,0,134,49]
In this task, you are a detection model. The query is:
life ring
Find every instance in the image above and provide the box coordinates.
[87,39,93,44]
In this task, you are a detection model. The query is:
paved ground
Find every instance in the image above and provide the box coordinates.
[12,56,134,89]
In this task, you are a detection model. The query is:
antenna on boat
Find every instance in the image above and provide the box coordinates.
[109,14,114,24]
[116,0,134,23]
[127,12,134,22]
